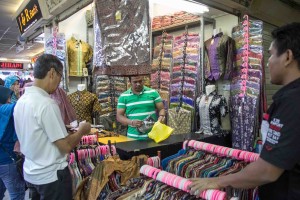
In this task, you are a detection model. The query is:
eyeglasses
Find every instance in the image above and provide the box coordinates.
[55,69,63,78]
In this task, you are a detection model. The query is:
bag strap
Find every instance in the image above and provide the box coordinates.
[0,143,16,162]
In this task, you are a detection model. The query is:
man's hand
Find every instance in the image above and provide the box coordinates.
[131,120,143,127]
[78,122,91,135]
[188,178,221,197]
[158,115,165,123]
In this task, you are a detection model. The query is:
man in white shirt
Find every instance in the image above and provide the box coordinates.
[14,54,91,200]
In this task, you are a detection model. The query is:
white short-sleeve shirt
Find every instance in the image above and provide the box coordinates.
[14,86,68,185]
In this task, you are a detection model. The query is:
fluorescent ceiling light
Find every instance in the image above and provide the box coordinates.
[13,59,31,62]
[149,0,209,14]
[0,58,31,62]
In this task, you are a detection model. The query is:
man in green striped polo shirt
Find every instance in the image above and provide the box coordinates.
[117,76,166,140]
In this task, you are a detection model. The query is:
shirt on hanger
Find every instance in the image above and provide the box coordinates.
[67,37,93,77]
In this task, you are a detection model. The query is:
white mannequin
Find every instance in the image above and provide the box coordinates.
[213,28,222,37]
[77,84,86,91]
[205,85,216,96]
[213,29,218,37]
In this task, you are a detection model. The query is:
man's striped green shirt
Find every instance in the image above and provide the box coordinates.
[117,86,162,139]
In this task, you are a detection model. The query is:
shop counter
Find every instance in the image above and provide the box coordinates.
[99,133,231,160]
[98,135,136,144]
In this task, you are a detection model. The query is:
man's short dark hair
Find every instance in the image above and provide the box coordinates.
[272,22,300,69]
[129,75,144,82]
[33,54,63,79]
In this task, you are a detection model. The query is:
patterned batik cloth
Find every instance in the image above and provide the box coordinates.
[196,92,229,136]
[68,90,101,123]
[167,107,191,134]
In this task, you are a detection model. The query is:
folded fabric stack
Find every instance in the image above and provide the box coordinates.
[152,11,200,30]
[94,75,128,134]
[173,11,199,24]
[152,16,162,29]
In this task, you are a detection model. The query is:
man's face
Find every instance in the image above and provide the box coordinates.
[268,41,286,85]
[130,76,144,93]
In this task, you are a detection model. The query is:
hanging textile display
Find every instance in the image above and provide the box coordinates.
[139,165,226,200]
[204,32,235,81]
[170,31,199,108]
[230,15,264,151]
[161,140,259,199]
[151,32,173,104]
[44,26,68,90]
[69,136,117,194]
[94,0,151,76]
[94,75,128,134]
[168,29,200,133]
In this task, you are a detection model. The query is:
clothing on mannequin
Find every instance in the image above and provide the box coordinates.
[68,86,101,123]
[67,37,93,77]
[196,88,228,136]
[204,32,235,81]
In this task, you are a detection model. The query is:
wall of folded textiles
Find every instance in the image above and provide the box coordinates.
[230,15,264,151]
[93,75,128,134]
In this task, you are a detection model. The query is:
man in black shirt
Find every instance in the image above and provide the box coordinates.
[188,22,300,199]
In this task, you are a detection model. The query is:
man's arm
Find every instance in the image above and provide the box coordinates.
[117,108,131,126]
[156,102,166,123]
[189,157,284,196]
[54,122,91,154]
[117,108,143,127]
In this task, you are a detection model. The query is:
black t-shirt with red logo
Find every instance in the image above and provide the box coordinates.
[259,78,300,200]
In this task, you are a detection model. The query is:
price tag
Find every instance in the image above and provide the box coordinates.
[83,68,88,77]
[115,10,122,21]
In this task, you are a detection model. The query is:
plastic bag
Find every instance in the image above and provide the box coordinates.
[137,115,156,134]
[148,122,174,143]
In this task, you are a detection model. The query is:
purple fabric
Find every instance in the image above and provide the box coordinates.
[231,95,258,151]
[206,36,221,80]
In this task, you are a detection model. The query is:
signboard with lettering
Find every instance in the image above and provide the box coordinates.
[0,62,24,70]
[16,0,43,35]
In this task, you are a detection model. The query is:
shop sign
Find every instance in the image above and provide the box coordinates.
[16,0,43,35]
[0,62,24,70]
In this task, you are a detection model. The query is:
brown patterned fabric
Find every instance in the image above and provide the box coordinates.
[167,107,191,134]
[74,155,147,200]
[67,90,101,123]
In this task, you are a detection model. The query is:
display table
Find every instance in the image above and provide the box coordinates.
[98,135,136,144]
[99,133,231,160]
